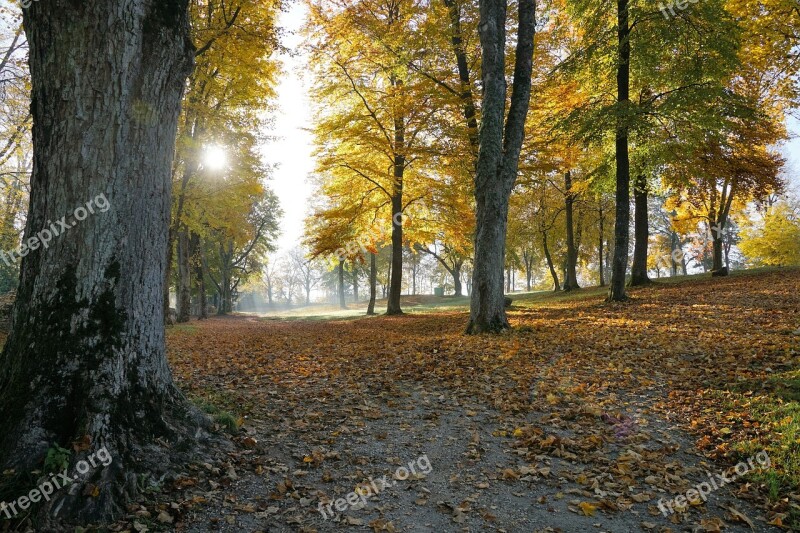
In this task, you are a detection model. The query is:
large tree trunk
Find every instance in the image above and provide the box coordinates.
[0,0,203,524]
[563,171,580,291]
[176,228,191,322]
[367,252,377,315]
[467,0,536,333]
[629,174,651,286]
[608,0,631,301]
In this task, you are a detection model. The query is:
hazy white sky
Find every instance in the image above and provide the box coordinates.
[261,4,800,257]
[260,2,315,256]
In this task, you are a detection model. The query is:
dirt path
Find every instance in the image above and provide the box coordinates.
[175,375,773,532]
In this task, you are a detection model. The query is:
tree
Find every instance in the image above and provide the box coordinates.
[0,20,31,294]
[289,247,323,305]
[607,0,631,300]
[562,170,580,290]
[0,0,201,522]
[166,0,280,323]
[665,112,785,274]
[739,200,800,267]
[208,194,281,313]
[562,0,742,296]
[466,0,536,333]
[307,0,438,316]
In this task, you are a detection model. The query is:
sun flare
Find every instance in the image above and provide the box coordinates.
[203,145,228,171]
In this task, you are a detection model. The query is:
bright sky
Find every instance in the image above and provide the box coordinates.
[262,4,800,257]
[784,116,800,196]
[260,2,315,256]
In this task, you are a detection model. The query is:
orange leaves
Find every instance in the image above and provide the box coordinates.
[163,269,800,530]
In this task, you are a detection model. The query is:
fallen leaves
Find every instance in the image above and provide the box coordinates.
[155,268,800,531]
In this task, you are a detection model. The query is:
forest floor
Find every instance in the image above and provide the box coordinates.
[137,268,798,532]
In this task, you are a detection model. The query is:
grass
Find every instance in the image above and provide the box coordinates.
[248,267,800,322]
[713,367,800,525]
[193,396,241,433]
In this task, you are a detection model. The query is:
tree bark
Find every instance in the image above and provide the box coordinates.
[598,201,606,287]
[193,233,208,320]
[711,209,731,275]
[670,231,679,277]
[411,252,417,295]
[563,171,580,291]
[163,108,198,325]
[338,260,347,309]
[453,260,463,296]
[0,0,202,523]
[711,229,726,273]
[608,0,631,301]
[367,252,377,315]
[387,88,405,315]
[443,0,479,157]
[352,264,359,302]
[523,249,533,291]
[467,0,536,333]
[216,241,234,314]
[542,231,560,292]
[164,232,176,323]
[176,228,191,322]
[629,173,651,286]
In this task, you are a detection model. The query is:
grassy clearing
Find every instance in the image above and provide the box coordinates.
[723,368,800,525]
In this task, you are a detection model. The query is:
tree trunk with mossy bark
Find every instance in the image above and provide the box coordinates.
[466,0,536,333]
[0,0,209,524]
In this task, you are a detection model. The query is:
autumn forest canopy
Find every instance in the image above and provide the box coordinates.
[0,0,798,531]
